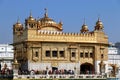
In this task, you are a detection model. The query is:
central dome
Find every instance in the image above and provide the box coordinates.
[37,8,63,31]
[39,16,56,24]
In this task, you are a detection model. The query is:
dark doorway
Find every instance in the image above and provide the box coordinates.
[52,67,58,74]
[80,63,94,74]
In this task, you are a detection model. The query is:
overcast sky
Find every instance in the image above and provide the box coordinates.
[0,0,120,44]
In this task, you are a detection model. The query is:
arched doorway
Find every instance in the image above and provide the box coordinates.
[80,63,94,74]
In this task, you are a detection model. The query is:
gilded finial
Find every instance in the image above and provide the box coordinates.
[44,8,48,17]
[17,17,20,23]
[98,17,100,22]
[30,10,32,17]
[59,20,63,25]
[14,58,18,64]
[97,14,101,21]
[83,17,86,25]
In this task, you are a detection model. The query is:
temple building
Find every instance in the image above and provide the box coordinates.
[12,9,108,75]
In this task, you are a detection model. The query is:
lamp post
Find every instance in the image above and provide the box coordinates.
[74,66,77,78]
[99,60,105,76]
[12,58,19,79]
[46,66,49,78]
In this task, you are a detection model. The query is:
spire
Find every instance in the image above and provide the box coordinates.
[82,18,87,26]
[98,17,100,21]
[97,16,101,22]
[44,8,48,18]
[83,17,86,25]
[96,17,103,25]
[27,10,34,21]
[30,10,32,18]
[17,17,20,24]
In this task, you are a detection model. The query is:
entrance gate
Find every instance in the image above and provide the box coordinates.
[80,63,94,74]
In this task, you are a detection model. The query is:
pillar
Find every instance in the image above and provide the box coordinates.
[12,59,19,79]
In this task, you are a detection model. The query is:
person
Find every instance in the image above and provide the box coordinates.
[1,64,10,75]
[30,70,35,75]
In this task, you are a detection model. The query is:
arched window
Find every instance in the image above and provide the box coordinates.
[46,50,50,57]
[35,51,38,57]
[72,52,75,57]
[90,53,93,58]
[85,53,88,58]
[101,54,104,59]
[80,52,83,57]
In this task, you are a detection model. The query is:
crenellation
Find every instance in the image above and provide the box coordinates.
[37,30,96,38]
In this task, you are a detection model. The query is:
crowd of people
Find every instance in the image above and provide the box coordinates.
[18,69,75,75]
[0,64,13,79]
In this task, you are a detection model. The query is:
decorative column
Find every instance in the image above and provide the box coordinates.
[99,60,105,75]
[74,66,77,78]
[12,59,19,79]
[110,64,119,77]
[46,66,49,78]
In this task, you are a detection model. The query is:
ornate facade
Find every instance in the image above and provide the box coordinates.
[12,9,108,74]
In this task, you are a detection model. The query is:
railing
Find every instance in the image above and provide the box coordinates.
[15,74,106,79]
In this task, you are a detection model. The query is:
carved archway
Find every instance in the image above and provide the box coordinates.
[80,63,94,74]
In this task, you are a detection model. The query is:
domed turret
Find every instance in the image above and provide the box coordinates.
[25,11,36,29]
[14,18,22,26]
[80,23,89,33]
[94,18,104,31]
[27,11,35,21]
[13,18,23,35]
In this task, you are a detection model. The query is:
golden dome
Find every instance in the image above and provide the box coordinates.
[14,18,22,27]
[80,23,89,33]
[95,18,104,31]
[28,16,35,21]
[39,17,56,24]
[82,24,88,30]
[37,8,63,31]
[96,18,103,25]
[38,8,57,24]
[13,18,23,32]
[26,11,35,21]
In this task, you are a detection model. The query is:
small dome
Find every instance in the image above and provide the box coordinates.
[95,18,104,31]
[80,24,89,33]
[14,18,22,27]
[13,18,23,32]
[82,24,88,30]
[96,19,103,25]
[27,14,35,21]
[28,16,35,21]
[26,12,35,21]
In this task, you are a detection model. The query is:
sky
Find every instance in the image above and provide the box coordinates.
[0,0,120,44]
